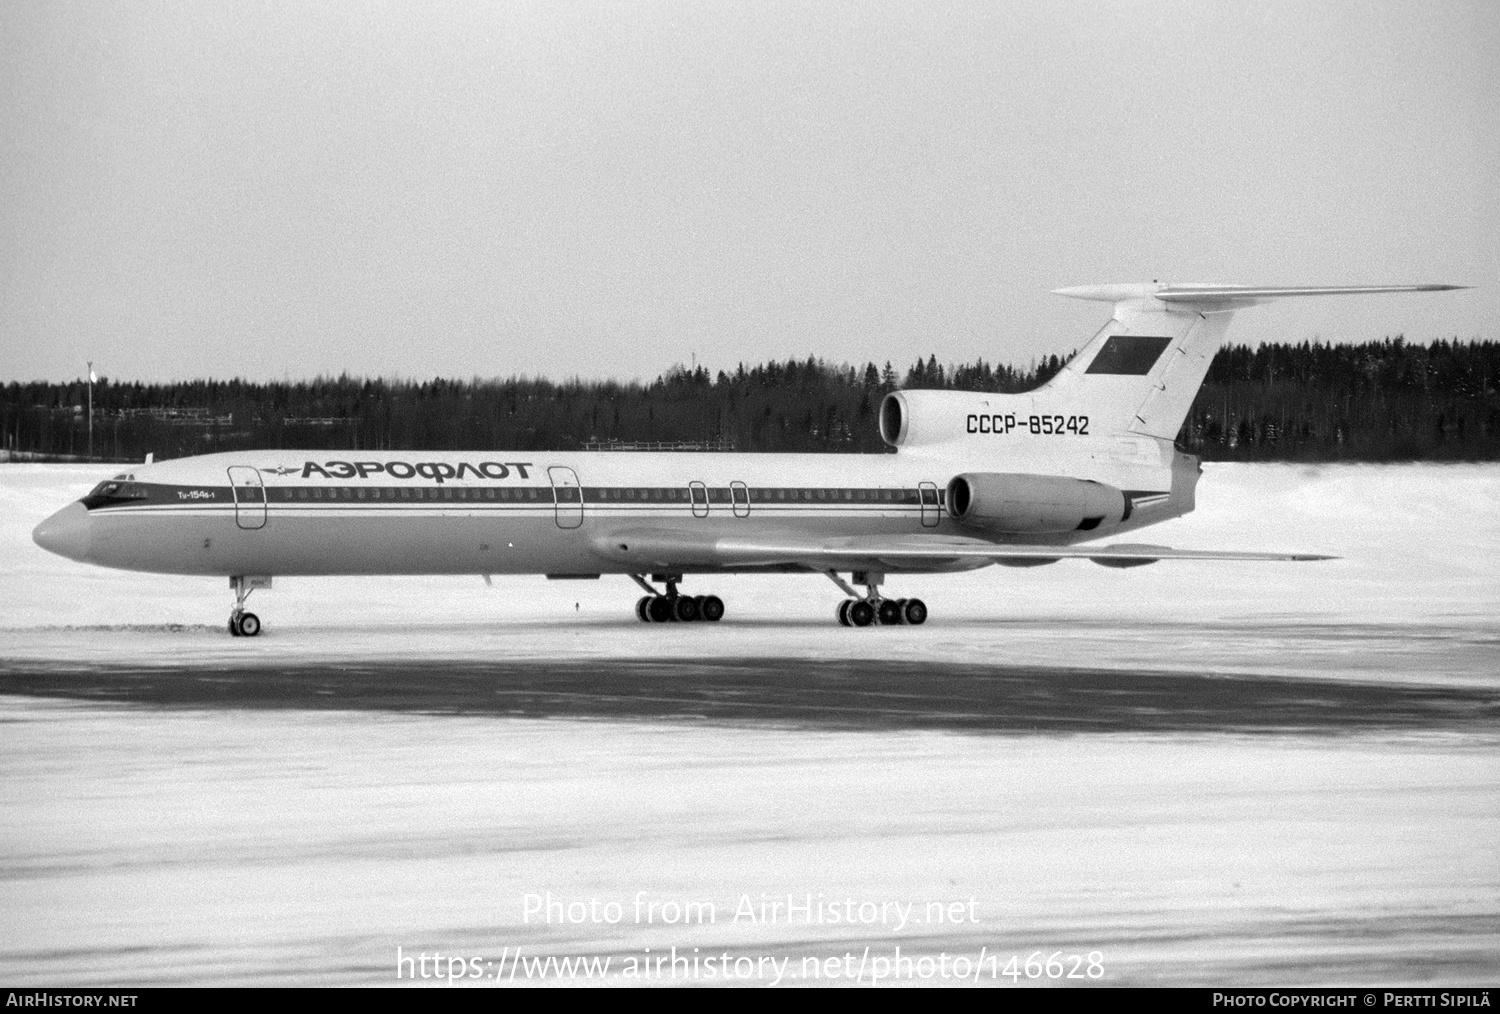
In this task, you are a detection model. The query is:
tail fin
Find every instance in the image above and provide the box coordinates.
[1042,283,1465,440]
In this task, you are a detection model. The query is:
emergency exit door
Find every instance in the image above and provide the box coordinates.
[549,466,583,529]
[919,481,941,528]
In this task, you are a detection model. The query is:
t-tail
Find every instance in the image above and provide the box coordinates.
[880,281,1465,535]
[1042,282,1467,441]
[881,282,1466,457]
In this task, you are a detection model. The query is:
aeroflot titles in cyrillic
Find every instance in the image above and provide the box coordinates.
[300,460,534,483]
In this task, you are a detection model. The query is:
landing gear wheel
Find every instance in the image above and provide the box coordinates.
[849,600,875,627]
[229,617,241,636]
[235,612,261,637]
[877,599,904,625]
[673,595,699,623]
[837,600,852,626]
[902,598,927,625]
[635,596,651,622]
[699,595,724,622]
[647,596,674,623]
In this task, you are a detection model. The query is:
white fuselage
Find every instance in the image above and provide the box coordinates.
[37,442,1194,578]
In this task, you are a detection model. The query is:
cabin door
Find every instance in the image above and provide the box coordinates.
[227,466,267,530]
[548,466,583,529]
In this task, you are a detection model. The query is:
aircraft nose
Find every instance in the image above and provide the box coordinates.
[32,502,93,563]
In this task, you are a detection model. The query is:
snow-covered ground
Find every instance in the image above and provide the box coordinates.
[1,463,1497,986]
[2,702,1495,987]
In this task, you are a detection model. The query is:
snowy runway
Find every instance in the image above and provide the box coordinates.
[1,463,1497,986]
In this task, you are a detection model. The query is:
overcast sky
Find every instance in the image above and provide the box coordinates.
[2,1,1496,384]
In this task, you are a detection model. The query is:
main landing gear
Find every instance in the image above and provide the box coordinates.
[630,574,724,624]
[827,570,926,627]
[227,575,262,637]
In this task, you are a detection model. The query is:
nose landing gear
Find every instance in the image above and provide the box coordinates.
[630,574,724,624]
[227,575,267,637]
[828,571,926,627]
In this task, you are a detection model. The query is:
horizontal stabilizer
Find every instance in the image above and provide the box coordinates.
[1053,282,1467,307]
[593,529,1334,571]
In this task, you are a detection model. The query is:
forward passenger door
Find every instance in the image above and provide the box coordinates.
[227,466,267,530]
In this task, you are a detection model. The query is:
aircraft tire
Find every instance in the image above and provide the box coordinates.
[877,599,904,625]
[902,598,927,625]
[635,596,651,622]
[849,601,875,627]
[700,595,724,622]
[673,595,699,623]
[236,612,262,637]
[837,600,852,626]
[229,617,241,637]
[647,596,674,623]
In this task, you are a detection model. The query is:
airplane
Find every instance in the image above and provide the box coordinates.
[32,282,1464,636]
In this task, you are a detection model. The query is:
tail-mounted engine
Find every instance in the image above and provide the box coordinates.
[946,472,1126,535]
[880,390,1016,449]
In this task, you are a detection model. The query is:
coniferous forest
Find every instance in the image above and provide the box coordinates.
[2,339,1496,463]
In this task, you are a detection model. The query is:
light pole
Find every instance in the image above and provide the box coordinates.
[87,361,95,460]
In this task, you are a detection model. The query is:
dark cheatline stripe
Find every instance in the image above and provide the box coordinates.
[1,658,1494,734]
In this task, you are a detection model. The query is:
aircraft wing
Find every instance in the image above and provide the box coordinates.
[591,528,1334,571]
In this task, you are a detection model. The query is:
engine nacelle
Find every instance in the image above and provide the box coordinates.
[946,472,1126,535]
[880,390,1014,448]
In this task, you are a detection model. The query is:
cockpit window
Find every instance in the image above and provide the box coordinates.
[82,481,148,509]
